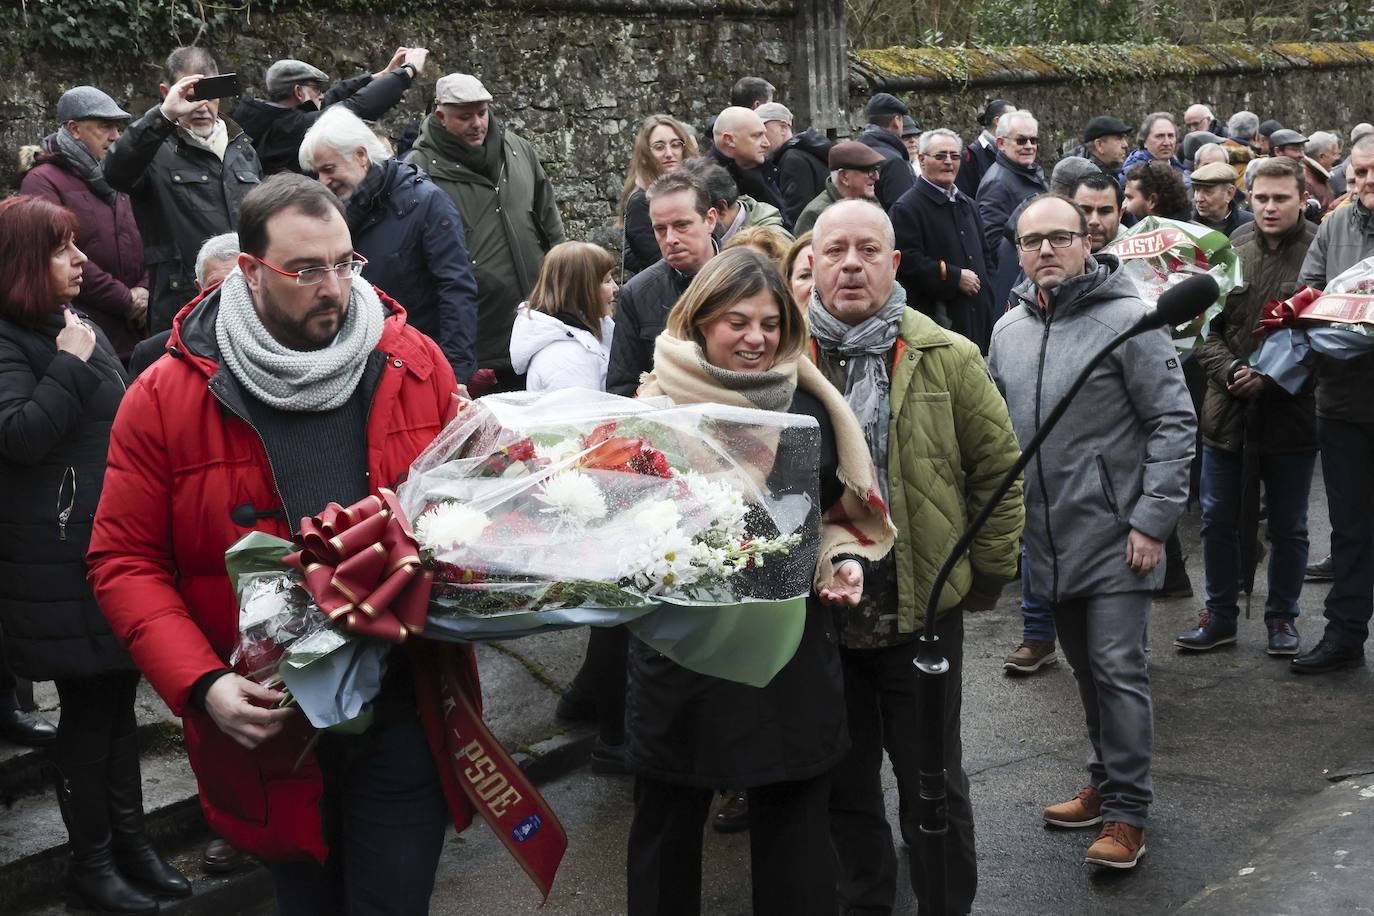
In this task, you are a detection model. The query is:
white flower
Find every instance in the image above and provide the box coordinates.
[629,499,681,537]
[534,438,585,467]
[534,471,607,528]
[680,471,749,540]
[415,502,490,552]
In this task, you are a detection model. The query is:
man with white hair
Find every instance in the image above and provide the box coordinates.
[129,232,243,378]
[811,199,1021,916]
[1305,131,1342,212]
[1225,110,1262,155]
[1183,103,1222,137]
[709,105,788,223]
[976,108,1048,310]
[303,106,479,382]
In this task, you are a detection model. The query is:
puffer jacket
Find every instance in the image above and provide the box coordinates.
[0,310,132,681]
[21,144,148,359]
[87,286,479,863]
[814,307,1023,631]
[1298,198,1374,423]
[103,109,262,334]
[988,254,1196,601]
[774,129,831,227]
[509,306,614,392]
[1197,219,1317,454]
[407,116,566,375]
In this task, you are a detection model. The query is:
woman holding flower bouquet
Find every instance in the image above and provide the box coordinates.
[625,247,896,916]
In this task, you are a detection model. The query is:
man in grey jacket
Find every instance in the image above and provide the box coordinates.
[987,194,1196,870]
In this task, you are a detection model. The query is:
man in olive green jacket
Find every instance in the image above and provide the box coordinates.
[810,200,1023,916]
[406,73,565,389]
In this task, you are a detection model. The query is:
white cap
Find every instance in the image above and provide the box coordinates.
[435,73,492,106]
[755,102,793,125]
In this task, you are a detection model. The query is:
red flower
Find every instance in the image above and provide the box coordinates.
[505,438,536,462]
[582,421,619,449]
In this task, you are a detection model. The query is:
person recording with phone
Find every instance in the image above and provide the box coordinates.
[234,46,430,176]
[103,46,263,335]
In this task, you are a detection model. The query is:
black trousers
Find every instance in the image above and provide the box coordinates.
[627,772,837,916]
[1319,417,1374,648]
[52,671,140,767]
[829,611,975,916]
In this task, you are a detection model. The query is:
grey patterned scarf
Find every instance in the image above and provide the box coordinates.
[214,268,384,412]
[807,284,907,498]
[49,130,117,204]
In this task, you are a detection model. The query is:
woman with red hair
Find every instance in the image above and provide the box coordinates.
[0,195,187,913]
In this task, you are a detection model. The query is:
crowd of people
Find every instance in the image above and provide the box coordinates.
[0,39,1370,916]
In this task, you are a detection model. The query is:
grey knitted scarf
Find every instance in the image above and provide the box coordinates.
[50,130,116,204]
[214,268,384,412]
[807,284,908,498]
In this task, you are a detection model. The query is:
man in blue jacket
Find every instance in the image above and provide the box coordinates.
[300,106,479,382]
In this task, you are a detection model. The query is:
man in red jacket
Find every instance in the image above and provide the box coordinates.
[88,173,475,914]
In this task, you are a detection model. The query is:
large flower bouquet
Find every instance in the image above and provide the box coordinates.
[1104,216,1242,350]
[1251,254,1374,394]
[226,388,822,729]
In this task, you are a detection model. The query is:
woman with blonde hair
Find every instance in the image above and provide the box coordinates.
[624,246,896,916]
[620,115,699,276]
[722,225,792,263]
[510,240,618,392]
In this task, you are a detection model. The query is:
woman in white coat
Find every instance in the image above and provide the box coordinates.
[510,241,617,391]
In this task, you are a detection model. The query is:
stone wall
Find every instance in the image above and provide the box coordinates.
[848,43,1374,160]
[1,0,846,248]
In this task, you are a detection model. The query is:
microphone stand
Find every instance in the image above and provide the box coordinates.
[913,313,1167,912]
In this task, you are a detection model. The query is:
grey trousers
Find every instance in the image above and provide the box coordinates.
[1052,591,1153,828]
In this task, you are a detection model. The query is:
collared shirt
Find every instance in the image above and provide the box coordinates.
[920,174,959,203]
[979,130,996,150]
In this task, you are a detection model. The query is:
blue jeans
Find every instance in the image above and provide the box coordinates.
[1199,445,1315,624]
[1020,549,1057,642]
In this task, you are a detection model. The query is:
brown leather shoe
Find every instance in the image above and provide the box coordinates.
[1085,821,1146,868]
[712,790,749,834]
[1042,785,1102,828]
[1004,640,1058,675]
[202,836,246,874]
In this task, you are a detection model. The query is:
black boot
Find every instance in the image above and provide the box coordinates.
[54,757,158,915]
[108,730,192,898]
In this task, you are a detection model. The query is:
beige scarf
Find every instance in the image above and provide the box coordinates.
[640,334,896,591]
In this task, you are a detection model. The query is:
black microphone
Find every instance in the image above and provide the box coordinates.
[1137,272,1221,332]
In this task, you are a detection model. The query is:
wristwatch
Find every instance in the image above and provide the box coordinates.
[398,63,417,79]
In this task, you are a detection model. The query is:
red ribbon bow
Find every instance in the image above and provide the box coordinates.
[1254,285,1323,337]
[283,489,432,642]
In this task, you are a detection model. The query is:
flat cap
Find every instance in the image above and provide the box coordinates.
[900,115,922,138]
[265,59,329,96]
[435,73,493,106]
[1258,119,1284,138]
[1050,156,1102,195]
[1082,115,1131,143]
[755,102,793,125]
[56,86,130,124]
[1190,162,1238,185]
[1268,128,1309,148]
[864,92,909,118]
[829,140,886,170]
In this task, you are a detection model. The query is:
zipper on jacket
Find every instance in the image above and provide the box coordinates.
[1094,454,1122,523]
[56,466,77,541]
[1032,308,1061,601]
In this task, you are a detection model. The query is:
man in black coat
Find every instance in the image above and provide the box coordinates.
[760,102,832,228]
[858,93,916,211]
[890,128,998,352]
[606,171,718,395]
[233,48,428,175]
[976,108,1048,312]
[300,106,480,382]
[709,106,788,225]
[955,98,1015,199]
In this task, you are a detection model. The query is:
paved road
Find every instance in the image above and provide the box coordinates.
[420,463,1374,916]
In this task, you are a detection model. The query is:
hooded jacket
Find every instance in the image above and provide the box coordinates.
[233,70,414,175]
[508,306,614,392]
[774,129,832,227]
[987,253,1196,600]
[407,116,566,375]
[859,124,916,211]
[87,285,480,862]
[21,143,149,359]
[346,159,480,381]
[103,107,263,334]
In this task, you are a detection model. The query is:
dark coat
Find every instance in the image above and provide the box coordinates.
[103,108,263,334]
[621,189,660,278]
[605,258,693,396]
[233,71,414,175]
[625,388,848,787]
[1196,219,1317,455]
[347,159,480,381]
[707,147,788,226]
[955,134,997,199]
[1192,205,1254,238]
[774,129,832,228]
[21,149,149,360]
[0,310,132,681]
[890,178,999,352]
[977,151,1048,311]
[860,125,916,211]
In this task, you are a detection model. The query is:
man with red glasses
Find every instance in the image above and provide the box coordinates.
[890,128,998,352]
[976,109,1049,312]
[90,173,477,914]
